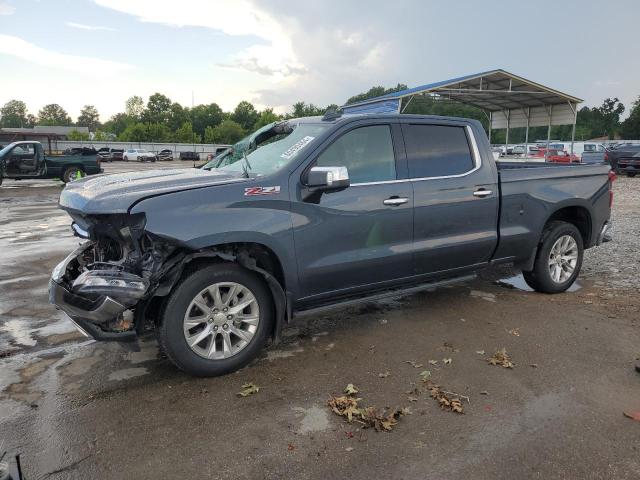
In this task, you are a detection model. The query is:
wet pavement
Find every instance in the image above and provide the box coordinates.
[0,170,639,479]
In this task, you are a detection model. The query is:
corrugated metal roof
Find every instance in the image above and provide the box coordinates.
[343,69,582,113]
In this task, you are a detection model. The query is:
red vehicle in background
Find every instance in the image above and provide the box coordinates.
[535,148,580,163]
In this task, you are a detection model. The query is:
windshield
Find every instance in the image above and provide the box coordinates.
[205,122,329,176]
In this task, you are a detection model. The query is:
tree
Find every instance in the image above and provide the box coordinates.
[205,120,245,144]
[37,104,72,126]
[146,122,171,142]
[93,130,110,141]
[0,99,29,127]
[67,129,90,141]
[175,121,200,144]
[232,101,258,131]
[103,112,135,137]
[76,105,101,131]
[346,84,407,105]
[254,108,280,129]
[119,122,148,142]
[190,103,224,138]
[168,102,190,132]
[289,102,325,118]
[144,93,172,125]
[598,97,625,139]
[125,95,145,119]
[620,97,640,139]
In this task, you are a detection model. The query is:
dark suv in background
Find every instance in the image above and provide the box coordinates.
[606,144,640,177]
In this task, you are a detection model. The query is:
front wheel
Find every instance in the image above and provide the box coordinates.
[159,263,274,376]
[523,221,584,293]
[62,166,85,183]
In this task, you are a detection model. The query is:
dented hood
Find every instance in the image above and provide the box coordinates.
[59,168,247,214]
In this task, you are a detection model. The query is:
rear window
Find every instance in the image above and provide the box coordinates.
[402,124,475,178]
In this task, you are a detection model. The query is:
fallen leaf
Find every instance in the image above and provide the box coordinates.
[428,360,438,366]
[529,363,538,368]
[423,380,464,414]
[488,348,515,368]
[407,395,418,402]
[508,328,520,337]
[476,350,485,355]
[328,394,408,432]
[623,411,640,421]
[237,382,260,397]
[345,447,354,452]
[419,370,431,381]
[344,383,359,395]
[378,371,391,378]
[405,360,423,368]
[288,444,295,451]
[443,358,452,365]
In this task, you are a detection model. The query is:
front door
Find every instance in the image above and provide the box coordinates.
[4,143,41,177]
[400,121,499,275]
[291,122,414,301]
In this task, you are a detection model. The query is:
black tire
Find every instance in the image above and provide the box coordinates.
[159,263,273,377]
[123,156,129,162]
[62,166,84,183]
[0,175,3,186]
[627,172,636,178]
[523,221,584,293]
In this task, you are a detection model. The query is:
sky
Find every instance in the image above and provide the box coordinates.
[0,0,639,122]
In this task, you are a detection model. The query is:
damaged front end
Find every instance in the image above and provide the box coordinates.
[49,213,175,342]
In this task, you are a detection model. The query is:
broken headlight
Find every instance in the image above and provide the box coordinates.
[72,270,149,303]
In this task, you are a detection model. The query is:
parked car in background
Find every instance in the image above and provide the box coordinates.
[179,151,200,161]
[606,144,640,177]
[50,114,613,376]
[0,141,102,184]
[97,148,124,163]
[157,149,174,161]
[124,148,156,162]
[535,148,580,164]
[63,147,97,156]
[580,143,607,164]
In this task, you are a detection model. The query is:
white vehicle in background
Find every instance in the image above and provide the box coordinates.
[512,145,539,157]
[123,148,156,162]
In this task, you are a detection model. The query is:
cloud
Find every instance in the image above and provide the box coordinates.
[66,21,116,31]
[0,2,15,15]
[0,34,134,75]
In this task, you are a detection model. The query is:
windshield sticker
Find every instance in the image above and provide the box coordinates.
[280,136,315,160]
[244,186,281,196]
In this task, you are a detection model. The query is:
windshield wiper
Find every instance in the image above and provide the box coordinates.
[241,150,252,178]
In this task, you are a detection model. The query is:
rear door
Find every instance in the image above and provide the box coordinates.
[400,120,499,275]
[290,120,414,301]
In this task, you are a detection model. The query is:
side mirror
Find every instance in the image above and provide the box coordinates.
[307,166,350,191]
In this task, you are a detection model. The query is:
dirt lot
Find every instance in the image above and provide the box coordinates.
[0,165,638,480]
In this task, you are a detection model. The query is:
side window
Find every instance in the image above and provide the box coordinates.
[315,125,396,184]
[403,124,475,178]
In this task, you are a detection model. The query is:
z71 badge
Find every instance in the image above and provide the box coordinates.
[244,186,281,196]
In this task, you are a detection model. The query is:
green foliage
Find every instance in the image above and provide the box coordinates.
[144,93,173,125]
[620,97,640,139]
[76,104,101,131]
[146,123,171,142]
[125,95,145,119]
[190,103,224,138]
[93,130,110,141]
[103,113,135,137]
[37,104,72,126]
[288,102,325,118]
[0,99,31,127]
[254,108,281,129]
[119,122,148,142]
[205,120,245,144]
[346,84,407,105]
[232,101,259,131]
[67,129,90,141]
[175,121,201,144]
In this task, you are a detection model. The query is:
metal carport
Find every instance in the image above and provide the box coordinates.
[341,69,583,155]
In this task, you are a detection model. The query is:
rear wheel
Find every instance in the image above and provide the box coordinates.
[62,166,85,183]
[159,263,273,376]
[123,156,129,162]
[523,221,583,293]
[627,172,636,178]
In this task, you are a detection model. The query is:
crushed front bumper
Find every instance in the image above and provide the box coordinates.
[48,243,140,342]
[49,279,137,342]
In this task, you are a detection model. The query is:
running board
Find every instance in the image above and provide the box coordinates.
[294,274,476,318]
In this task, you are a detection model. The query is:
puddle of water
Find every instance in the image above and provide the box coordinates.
[496,274,582,292]
[293,405,330,434]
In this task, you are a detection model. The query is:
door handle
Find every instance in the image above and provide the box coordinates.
[383,197,409,206]
[473,189,492,198]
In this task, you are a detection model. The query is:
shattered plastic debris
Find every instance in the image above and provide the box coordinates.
[237,382,260,397]
[488,348,515,368]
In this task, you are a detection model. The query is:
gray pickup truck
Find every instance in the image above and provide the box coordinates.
[49,113,614,376]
